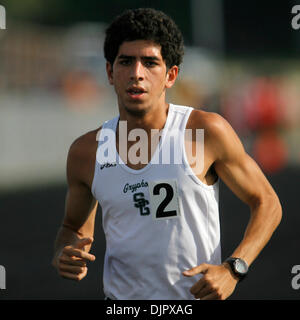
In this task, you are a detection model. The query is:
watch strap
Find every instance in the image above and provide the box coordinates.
[225,257,248,282]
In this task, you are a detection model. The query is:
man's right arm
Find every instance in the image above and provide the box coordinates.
[52,134,98,281]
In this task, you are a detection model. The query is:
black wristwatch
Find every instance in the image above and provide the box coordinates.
[225,257,248,281]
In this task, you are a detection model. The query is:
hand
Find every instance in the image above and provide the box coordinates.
[54,237,96,281]
[182,263,239,300]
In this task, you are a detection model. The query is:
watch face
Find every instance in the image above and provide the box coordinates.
[234,259,248,274]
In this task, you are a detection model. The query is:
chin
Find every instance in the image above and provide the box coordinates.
[124,103,151,117]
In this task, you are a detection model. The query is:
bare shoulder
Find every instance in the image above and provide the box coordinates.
[188,109,245,160]
[188,109,232,134]
[68,127,101,159]
[67,126,101,188]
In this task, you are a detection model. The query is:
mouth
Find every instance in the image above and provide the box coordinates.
[126,87,147,99]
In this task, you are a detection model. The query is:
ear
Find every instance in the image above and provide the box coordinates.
[106,61,114,85]
[166,66,179,89]
[165,65,179,89]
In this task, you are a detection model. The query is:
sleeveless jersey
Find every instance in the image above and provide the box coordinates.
[91,103,221,300]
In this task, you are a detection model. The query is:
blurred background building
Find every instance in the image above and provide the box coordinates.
[0,0,299,300]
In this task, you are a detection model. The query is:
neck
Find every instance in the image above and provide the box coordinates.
[118,101,170,133]
[115,101,171,168]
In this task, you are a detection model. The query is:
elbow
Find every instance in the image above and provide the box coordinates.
[251,192,282,229]
[273,197,282,229]
[267,190,282,229]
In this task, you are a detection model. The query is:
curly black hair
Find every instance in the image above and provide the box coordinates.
[104,8,184,70]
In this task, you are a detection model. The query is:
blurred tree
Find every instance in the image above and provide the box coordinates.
[1,0,297,55]
[1,0,192,43]
[224,0,295,56]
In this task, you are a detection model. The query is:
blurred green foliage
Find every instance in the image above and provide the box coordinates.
[0,0,192,43]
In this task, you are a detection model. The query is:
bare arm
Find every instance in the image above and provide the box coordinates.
[183,112,282,299]
[52,133,99,280]
[212,114,282,265]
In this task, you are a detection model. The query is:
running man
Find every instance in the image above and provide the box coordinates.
[52,8,282,300]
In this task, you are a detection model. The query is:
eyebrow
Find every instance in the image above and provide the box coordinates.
[117,55,161,61]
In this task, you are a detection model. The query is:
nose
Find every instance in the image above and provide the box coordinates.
[130,61,144,81]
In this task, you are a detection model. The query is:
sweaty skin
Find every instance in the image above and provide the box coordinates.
[52,40,282,299]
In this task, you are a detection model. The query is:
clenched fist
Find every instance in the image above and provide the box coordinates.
[182,263,239,300]
[53,237,96,281]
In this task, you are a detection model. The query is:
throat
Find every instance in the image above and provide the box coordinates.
[124,106,148,117]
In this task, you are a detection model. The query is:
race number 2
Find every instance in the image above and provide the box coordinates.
[148,179,181,220]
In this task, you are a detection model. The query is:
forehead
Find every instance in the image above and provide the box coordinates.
[117,40,163,59]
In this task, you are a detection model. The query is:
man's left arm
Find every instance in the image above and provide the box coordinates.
[183,113,282,300]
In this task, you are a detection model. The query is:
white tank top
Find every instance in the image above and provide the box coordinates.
[92,104,221,300]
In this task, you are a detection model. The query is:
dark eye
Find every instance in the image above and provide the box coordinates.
[119,59,131,66]
[144,61,156,67]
